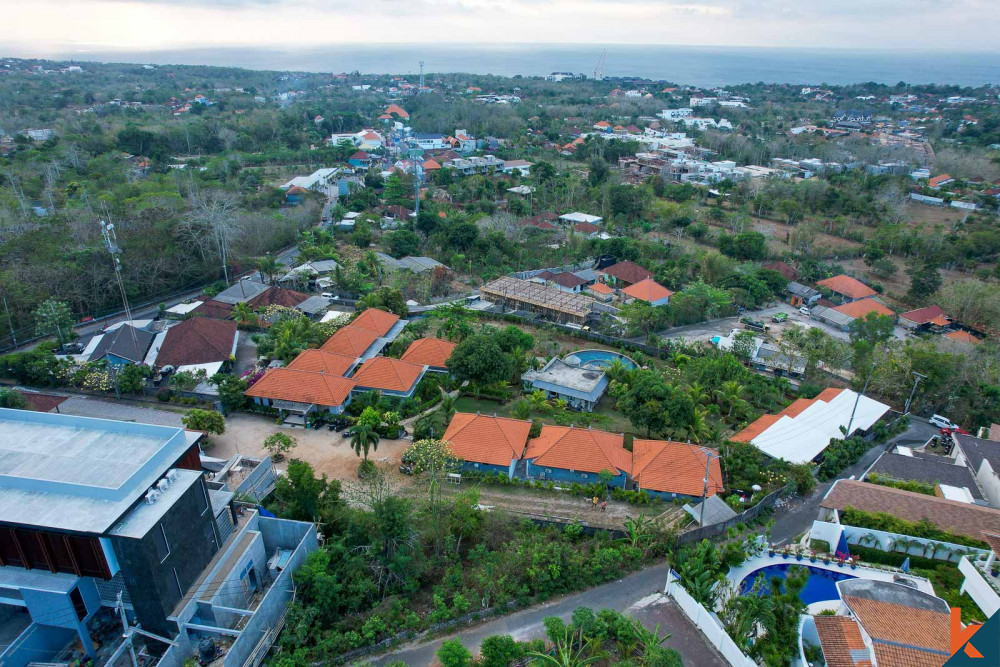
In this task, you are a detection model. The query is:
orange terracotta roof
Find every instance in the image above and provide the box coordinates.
[815,387,845,402]
[871,644,946,667]
[384,104,409,118]
[817,275,877,300]
[442,412,532,466]
[526,426,631,475]
[632,440,723,497]
[832,298,895,320]
[900,305,945,324]
[777,397,817,419]
[928,174,952,187]
[422,159,442,170]
[588,282,614,295]
[400,337,456,368]
[928,315,951,326]
[351,356,424,393]
[245,368,355,407]
[286,349,357,376]
[814,616,872,667]
[321,325,379,357]
[594,121,611,128]
[843,595,950,661]
[621,278,674,303]
[945,329,981,344]
[731,414,781,442]
[351,308,400,336]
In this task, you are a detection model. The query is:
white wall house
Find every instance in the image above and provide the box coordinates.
[659,108,693,121]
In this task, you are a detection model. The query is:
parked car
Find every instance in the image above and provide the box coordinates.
[321,292,334,299]
[771,312,789,323]
[929,414,957,429]
[941,427,970,437]
[740,317,770,333]
[798,306,811,316]
[341,429,354,439]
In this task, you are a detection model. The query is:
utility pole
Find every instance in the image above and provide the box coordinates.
[117,592,139,667]
[419,60,425,92]
[414,162,423,217]
[904,372,927,415]
[697,445,721,528]
[100,220,140,355]
[109,591,177,667]
[845,358,878,438]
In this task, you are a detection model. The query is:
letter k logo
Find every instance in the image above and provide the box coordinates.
[952,608,984,658]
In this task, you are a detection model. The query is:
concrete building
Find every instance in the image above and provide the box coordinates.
[522,358,608,412]
[0,409,315,667]
[441,413,531,478]
[525,426,631,488]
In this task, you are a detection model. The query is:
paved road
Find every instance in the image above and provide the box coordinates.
[365,563,726,667]
[769,416,938,546]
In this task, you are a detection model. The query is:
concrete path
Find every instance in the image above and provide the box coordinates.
[363,561,725,667]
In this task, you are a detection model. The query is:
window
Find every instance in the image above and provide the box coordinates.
[196,483,210,516]
[545,468,552,473]
[69,587,87,621]
[153,524,170,563]
[473,463,479,468]
[172,568,184,597]
[580,473,587,479]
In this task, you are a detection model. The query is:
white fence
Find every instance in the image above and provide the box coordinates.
[664,572,756,667]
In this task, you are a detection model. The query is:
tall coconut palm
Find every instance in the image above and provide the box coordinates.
[687,381,710,406]
[350,423,380,462]
[256,255,281,285]
[232,302,257,326]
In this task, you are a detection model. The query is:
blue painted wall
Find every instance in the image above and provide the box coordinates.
[462,461,510,478]
[525,460,626,488]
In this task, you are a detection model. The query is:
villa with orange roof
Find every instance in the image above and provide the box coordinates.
[733,387,890,463]
[442,413,532,477]
[320,307,408,360]
[621,278,673,306]
[400,337,456,372]
[350,356,427,398]
[632,440,723,500]
[525,425,632,487]
[245,366,356,420]
[816,274,877,304]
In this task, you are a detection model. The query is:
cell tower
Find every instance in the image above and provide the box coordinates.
[100,220,140,354]
[419,60,425,92]
[414,161,423,217]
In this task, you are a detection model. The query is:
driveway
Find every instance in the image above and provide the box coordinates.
[233,333,259,377]
[56,395,186,427]
[769,416,936,546]
[364,564,727,667]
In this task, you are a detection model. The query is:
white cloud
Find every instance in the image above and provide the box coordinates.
[0,0,997,53]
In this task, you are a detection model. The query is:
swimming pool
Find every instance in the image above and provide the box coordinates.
[563,349,638,370]
[739,564,856,604]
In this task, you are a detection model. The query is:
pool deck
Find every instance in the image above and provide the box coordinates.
[564,349,638,369]
[724,553,935,606]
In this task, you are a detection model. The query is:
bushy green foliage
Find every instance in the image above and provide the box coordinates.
[841,507,989,549]
[866,472,935,495]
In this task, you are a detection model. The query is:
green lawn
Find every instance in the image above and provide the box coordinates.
[453,394,637,436]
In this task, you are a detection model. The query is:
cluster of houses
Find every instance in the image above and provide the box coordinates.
[245,308,448,424]
[441,412,723,503]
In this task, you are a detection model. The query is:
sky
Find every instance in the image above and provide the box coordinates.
[1,0,997,53]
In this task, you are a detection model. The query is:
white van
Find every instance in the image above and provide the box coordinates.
[929,414,956,429]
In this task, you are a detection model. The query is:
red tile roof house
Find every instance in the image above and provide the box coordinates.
[816,274,877,304]
[349,356,427,399]
[632,440,723,500]
[599,260,653,288]
[400,337,456,372]
[898,305,948,331]
[621,278,674,306]
[442,413,532,478]
[154,317,239,370]
[525,425,632,488]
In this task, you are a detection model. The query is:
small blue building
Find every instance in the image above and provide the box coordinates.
[87,324,155,368]
[522,358,608,412]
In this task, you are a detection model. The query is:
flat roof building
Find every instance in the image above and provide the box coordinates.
[522,358,608,412]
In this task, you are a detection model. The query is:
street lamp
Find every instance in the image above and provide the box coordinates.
[904,372,927,415]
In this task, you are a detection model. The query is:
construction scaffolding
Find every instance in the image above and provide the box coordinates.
[480,277,596,324]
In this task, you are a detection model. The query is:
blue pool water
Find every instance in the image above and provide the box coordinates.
[739,564,856,604]
[564,349,638,370]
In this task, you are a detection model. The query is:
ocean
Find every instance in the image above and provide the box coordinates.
[13,44,1000,88]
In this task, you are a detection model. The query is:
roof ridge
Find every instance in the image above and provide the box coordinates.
[190,319,229,357]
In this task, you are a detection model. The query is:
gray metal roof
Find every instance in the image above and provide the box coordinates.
[787,281,819,298]
[0,409,198,534]
[868,451,983,499]
[955,433,1000,474]
[811,305,855,327]
[213,278,270,304]
[683,494,737,526]
[296,295,331,315]
[90,325,155,363]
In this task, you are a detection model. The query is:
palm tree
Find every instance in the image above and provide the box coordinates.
[715,380,749,419]
[256,255,282,285]
[232,302,257,326]
[512,399,532,420]
[676,407,713,443]
[350,423,381,461]
[687,382,710,406]
[440,394,457,424]
[529,389,550,412]
[529,629,604,667]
